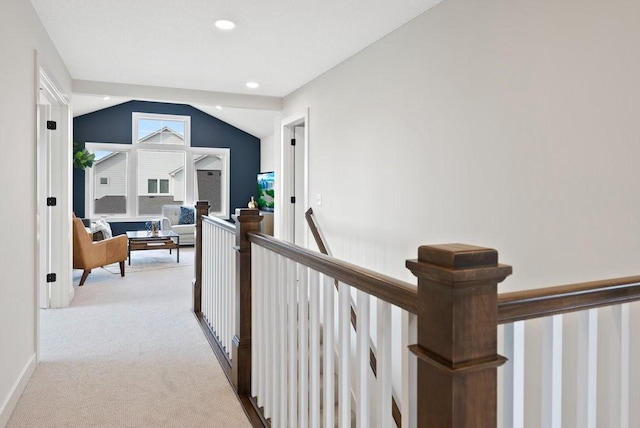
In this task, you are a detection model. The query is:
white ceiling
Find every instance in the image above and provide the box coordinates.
[32,0,442,137]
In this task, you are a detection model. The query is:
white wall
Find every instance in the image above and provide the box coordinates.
[0,0,71,425]
[260,133,275,173]
[282,0,640,287]
[279,0,640,424]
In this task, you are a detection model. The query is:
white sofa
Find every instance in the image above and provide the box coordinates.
[161,205,195,245]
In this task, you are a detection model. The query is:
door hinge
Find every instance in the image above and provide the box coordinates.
[46,273,57,283]
[291,196,296,204]
[47,197,57,206]
[291,138,296,146]
[46,120,57,130]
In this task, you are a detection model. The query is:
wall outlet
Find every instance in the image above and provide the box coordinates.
[316,193,322,206]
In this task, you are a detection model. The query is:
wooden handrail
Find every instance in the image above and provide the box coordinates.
[305,208,330,255]
[248,232,418,314]
[498,275,640,324]
[202,214,237,234]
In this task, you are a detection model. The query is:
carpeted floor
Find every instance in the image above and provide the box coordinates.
[7,248,250,428]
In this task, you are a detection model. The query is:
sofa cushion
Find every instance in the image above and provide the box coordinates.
[162,205,181,226]
[179,206,195,225]
[171,224,195,234]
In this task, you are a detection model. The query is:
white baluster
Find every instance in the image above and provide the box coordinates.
[251,243,258,398]
[201,222,207,322]
[309,270,321,428]
[220,228,231,358]
[215,227,221,340]
[257,246,266,407]
[611,304,630,428]
[541,315,563,428]
[299,265,309,427]
[206,224,212,327]
[503,321,524,428]
[576,309,598,428]
[264,250,275,419]
[377,299,392,428]
[278,255,288,426]
[323,275,335,428]
[230,232,236,352]
[339,282,351,427]
[356,291,370,428]
[288,259,298,427]
[206,224,212,326]
[401,311,417,428]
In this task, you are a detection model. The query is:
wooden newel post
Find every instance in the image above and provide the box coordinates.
[232,208,262,394]
[194,200,210,313]
[406,244,512,427]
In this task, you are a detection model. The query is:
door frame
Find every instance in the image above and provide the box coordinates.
[37,67,73,312]
[277,110,309,245]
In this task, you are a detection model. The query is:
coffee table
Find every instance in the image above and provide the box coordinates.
[126,230,180,265]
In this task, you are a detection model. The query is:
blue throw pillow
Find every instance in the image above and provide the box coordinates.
[178,206,195,225]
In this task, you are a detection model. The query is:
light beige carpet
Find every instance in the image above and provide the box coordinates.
[103,248,194,274]
[7,248,250,428]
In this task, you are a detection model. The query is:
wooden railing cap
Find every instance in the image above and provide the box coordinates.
[235,208,262,221]
[418,243,498,269]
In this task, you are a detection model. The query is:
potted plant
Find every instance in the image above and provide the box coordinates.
[73,141,95,169]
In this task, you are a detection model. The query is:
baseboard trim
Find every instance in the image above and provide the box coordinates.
[0,354,36,427]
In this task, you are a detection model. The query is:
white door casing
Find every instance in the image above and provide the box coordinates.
[38,67,73,310]
[278,111,309,246]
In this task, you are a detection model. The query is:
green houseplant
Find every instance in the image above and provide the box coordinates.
[73,141,95,169]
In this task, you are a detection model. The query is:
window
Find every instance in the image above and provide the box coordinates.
[159,179,169,193]
[90,150,128,215]
[147,179,170,194]
[85,113,230,220]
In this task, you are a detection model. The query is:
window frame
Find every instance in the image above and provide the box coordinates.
[84,112,230,221]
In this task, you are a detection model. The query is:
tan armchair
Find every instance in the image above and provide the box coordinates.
[72,217,128,286]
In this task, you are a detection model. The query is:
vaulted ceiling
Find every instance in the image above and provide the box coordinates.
[31,0,442,137]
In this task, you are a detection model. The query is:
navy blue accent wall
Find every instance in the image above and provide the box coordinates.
[73,100,260,220]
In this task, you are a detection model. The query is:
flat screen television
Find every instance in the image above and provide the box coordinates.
[257,171,275,212]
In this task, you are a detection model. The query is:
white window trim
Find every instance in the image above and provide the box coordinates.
[84,112,230,221]
[191,148,230,219]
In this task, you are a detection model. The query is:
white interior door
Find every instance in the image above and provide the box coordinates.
[293,125,306,246]
[279,112,308,246]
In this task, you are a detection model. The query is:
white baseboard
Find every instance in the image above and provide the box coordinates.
[0,354,36,428]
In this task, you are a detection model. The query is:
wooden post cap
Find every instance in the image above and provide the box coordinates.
[235,208,262,220]
[418,244,498,269]
[407,243,512,284]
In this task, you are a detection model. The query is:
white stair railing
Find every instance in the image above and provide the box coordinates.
[250,242,418,428]
[201,215,236,361]
[500,297,638,428]
[196,207,640,427]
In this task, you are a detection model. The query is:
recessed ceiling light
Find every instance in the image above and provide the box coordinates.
[216,105,223,110]
[246,82,259,89]
[215,19,235,30]
[103,96,111,101]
